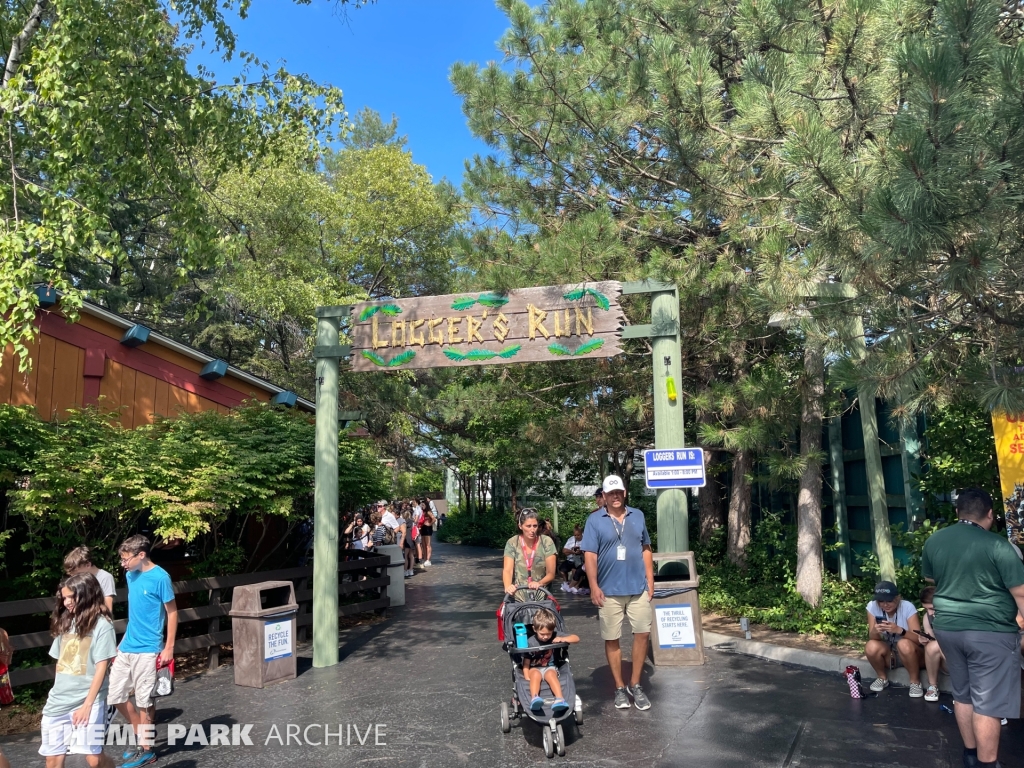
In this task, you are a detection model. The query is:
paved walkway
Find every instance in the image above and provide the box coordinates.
[3,542,1024,767]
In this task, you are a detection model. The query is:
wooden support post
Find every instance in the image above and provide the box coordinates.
[827,418,850,581]
[651,288,689,555]
[207,588,220,671]
[313,315,340,668]
[851,316,896,583]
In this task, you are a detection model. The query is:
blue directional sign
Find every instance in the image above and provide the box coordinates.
[643,448,706,489]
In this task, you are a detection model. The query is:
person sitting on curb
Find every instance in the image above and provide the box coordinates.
[918,586,947,702]
[865,580,925,697]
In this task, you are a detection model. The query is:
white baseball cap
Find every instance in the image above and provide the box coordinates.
[602,475,626,493]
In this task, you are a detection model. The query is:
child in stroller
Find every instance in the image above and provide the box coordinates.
[498,587,583,758]
[523,608,579,715]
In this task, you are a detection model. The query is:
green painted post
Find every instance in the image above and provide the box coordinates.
[313,315,340,669]
[851,317,896,583]
[827,417,851,581]
[651,288,689,555]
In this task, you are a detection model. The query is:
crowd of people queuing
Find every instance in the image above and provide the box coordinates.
[342,497,444,578]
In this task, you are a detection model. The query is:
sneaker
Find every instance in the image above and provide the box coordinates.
[552,698,569,716]
[614,687,630,709]
[122,749,139,761]
[560,583,570,592]
[628,684,652,710]
[530,696,544,712]
[869,677,889,692]
[578,588,590,595]
[909,683,924,698]
[925,685,940,702]
[569,587,579,594]
[423,560,431,567]
[122,751,157,768]
[404,569,412,578]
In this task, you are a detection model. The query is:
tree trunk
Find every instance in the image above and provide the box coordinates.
[699,450,727,544]
[727,448,753,567]
[796,343,825,607]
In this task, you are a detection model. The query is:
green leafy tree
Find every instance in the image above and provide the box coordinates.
[0,0,371,369]
[3,402,388,593]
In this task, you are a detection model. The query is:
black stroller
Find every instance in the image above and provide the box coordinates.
[497,587,582,757]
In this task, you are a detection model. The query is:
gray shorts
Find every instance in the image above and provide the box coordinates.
[934,629,1021,719]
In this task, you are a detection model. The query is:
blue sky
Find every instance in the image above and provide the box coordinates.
[188,0,513,185]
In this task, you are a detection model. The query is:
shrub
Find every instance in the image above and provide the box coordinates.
[695,513,874,643]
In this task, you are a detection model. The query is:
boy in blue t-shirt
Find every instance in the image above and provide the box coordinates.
[107,535,177,768]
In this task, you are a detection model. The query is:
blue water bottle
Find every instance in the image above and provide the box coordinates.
[514,623,528,649]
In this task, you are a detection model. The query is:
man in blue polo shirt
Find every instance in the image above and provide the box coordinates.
[581,475,655,711]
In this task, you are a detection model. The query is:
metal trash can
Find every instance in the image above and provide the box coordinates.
[649,552,705,666]
[229,581,298,688]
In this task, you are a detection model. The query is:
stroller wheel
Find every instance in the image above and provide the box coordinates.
[574,696,583,726]
[500,702,511,734]
[543,727,554,758]
[555,723,566,756]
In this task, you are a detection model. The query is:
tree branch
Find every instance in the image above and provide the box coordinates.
[3,0,49,89]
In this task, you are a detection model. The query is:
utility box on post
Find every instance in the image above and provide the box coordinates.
[229,581,298,688]
[649,552,705,666]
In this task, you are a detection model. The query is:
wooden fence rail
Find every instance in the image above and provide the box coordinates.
[0,551,389,687]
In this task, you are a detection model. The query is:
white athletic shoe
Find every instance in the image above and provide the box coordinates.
[909,683,924,698]
[924,685,939,702]
[423,560,431,567]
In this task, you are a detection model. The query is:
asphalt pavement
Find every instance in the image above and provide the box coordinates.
[2,541,1022,767]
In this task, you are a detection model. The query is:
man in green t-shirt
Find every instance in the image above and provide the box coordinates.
[921,488,1024,768]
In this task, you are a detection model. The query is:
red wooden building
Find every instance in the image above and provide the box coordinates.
[0,290,312,424]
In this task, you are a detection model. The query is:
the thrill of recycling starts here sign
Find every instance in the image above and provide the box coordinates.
[349,282,625,371]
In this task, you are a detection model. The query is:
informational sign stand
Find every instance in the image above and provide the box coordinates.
[229,581,298,688]
[648,552,705,666]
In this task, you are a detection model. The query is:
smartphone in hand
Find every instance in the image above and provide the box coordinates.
[914,628,936,641]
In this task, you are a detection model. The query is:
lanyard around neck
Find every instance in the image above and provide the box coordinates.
[520,536,538,573]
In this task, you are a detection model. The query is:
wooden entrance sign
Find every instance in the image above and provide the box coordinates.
[349,282,625,371]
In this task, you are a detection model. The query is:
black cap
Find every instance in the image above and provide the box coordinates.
[873,581,898,601]
[594,487,604,497]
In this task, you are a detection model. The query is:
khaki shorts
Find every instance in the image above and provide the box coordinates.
[599,593,653,641]
[108,651,158,709]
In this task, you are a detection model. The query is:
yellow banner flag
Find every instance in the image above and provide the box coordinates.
[992,411,1024,548]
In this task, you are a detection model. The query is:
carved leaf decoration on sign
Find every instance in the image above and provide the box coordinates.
[562,287,610,310]
[548,339,605,357]
[361,349,417,367]
[359,303,403,322]
[443,344,522,362]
